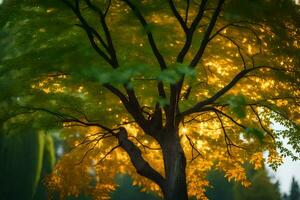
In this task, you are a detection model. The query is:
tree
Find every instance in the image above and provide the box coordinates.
[289,177,300,200]
[284,194,290,200]
[205,170,234,200]
[205,165,282,200]
[233,168,281,200]
[0,0,300,199]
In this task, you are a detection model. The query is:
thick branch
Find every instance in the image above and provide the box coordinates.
[64,0,149,135]
[104,84,149,132]
[117,128,166,192]
[168,0,223,128]
[121,0,168,125]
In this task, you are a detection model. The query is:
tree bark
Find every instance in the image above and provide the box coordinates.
[160,130,188,200]
[117,128,166,193]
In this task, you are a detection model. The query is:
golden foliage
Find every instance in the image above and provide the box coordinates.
[39,1,299,199]
[45,119,283,199]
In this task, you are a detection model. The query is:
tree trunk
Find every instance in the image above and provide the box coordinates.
[160,130,188,200]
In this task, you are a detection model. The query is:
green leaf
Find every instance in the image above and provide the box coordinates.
[246,127,265,142]
[82,63,150,85]
[157,69,180,84]
[156,63,195,84]
[227,95,247,118]
[157,97,169,107]
[173,63,195,77]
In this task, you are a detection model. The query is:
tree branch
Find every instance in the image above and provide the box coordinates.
[104,84,149,132]
[168,0,223,128]
[120,0,168,125]
[84,0,119,67]
[186,134,203,162]
[62,0,113,65]
[121,0,167,71]
[185,0,190,24]
[176,0,208,62]
[249,105,275,141]
[21,106,116,133]
[76,134,112,165]
[117,128,166,193]
[168,0,188,33]
[190,0,225,68]
[180,66,281,116]
[104,0,112,17]
[215,112,246,157]
[62,0,150,138]
[96,144,121,164]
[212,107,246,129]
[218,33,246,68]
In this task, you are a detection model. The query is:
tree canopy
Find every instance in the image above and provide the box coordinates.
[0,0,299,199]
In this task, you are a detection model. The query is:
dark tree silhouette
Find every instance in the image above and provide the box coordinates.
[289,177,300,200]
